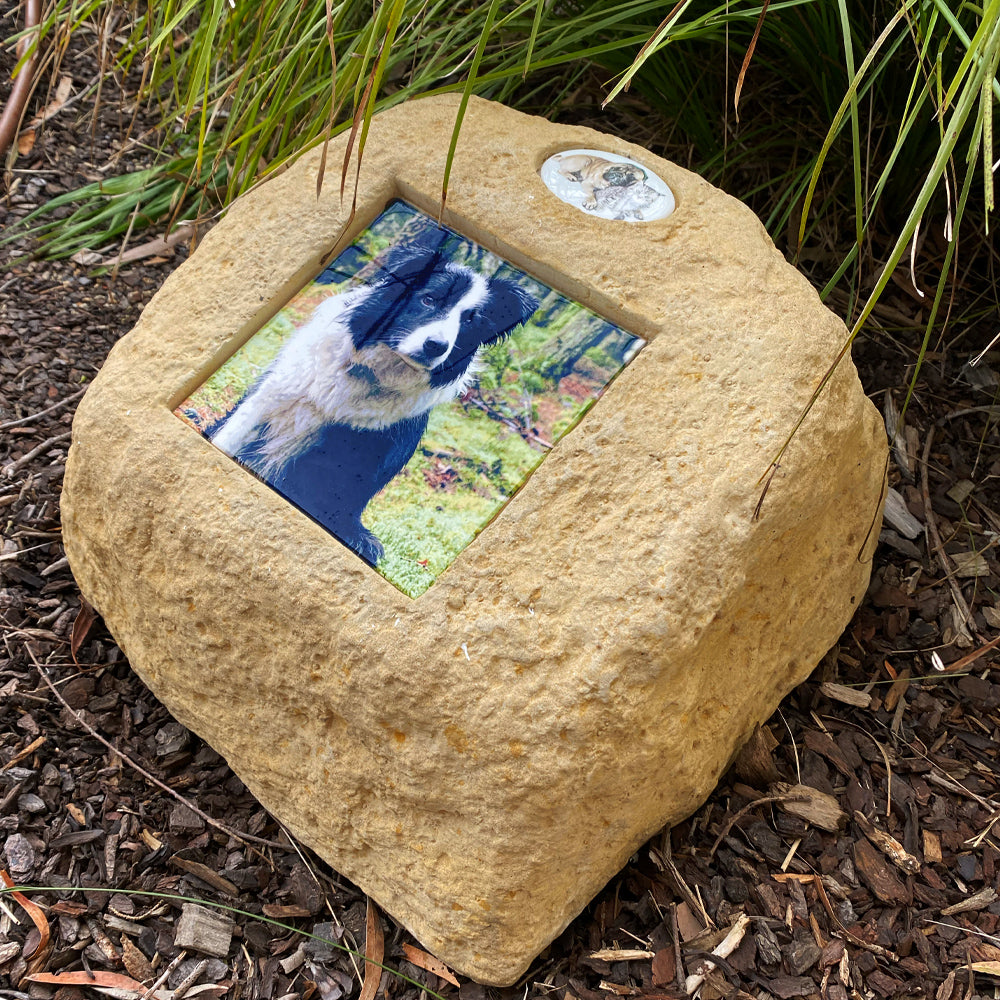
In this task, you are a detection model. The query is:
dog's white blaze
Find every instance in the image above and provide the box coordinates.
[393,265,489,367]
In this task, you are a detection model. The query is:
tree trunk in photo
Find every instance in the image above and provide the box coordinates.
[543,318,629,380]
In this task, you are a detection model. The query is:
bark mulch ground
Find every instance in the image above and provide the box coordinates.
[3,22,1000,1000]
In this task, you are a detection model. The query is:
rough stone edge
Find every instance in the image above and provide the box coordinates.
[62,94,889,983]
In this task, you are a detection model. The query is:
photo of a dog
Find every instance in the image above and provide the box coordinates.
[540,148,675,222]
[554,153,647,209]
[208,226,538,566]
[176,200,645,597]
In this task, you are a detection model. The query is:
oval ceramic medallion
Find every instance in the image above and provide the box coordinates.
[540,148,675,222]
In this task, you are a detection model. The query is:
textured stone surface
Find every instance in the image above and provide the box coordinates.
[62,95,887,984]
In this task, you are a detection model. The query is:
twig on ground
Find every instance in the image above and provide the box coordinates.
[2,431,72,478]
[813,875,898,961]
[0,388,87,430]
[920,427,977,636]
[671,903,684,992]
[29,650,290,852]
[0,541,59,563]
[138,949,187,1000]
[683,913,750,995]
[649,844,716,931]
[925,770,996,810]
[940,633,1000,674]
[465,395,552,448]
[708,793,807,858]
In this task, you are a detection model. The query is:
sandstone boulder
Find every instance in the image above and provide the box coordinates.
[61,94,887,984]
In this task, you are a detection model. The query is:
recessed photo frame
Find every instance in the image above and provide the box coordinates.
[175,200,645,597]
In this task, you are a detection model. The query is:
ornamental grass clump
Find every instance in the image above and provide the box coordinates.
[2,1,997,357]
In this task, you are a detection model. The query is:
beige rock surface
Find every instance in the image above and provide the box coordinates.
[62,95,888,985]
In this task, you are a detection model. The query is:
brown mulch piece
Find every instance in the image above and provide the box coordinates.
[3,17,1000,1000]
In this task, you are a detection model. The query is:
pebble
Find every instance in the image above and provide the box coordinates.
[3,832,35,875]
[17,793,47,814]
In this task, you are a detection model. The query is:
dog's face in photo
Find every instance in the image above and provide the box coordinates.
[348,230,538,393]
[602,162,646,187]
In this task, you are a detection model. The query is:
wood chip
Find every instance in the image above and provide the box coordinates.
[684,913,750,995]
[766,974,820,998]
[967,961,1000,976]
[261,903,313,919]
[105,914,147,936]
[952,551,990,577]
[598,982,641,995]
[734,723,780,785]
[802,729,854,779]
[280,944,306,974]
[923,829,943,863]
[141,829,164,850]
[86,917,119,965]
[852,839,909,904]
[174,903,234,957]
[819,682,871,708]
[170,856,238,896]
[674,901,705,942]
[771,782,847,832]
[651,947,676,986]
[947,479,976,504]
[940,887,997,915]
[853,810,920,874]
[0,735,45,772]
[882,488,923,539]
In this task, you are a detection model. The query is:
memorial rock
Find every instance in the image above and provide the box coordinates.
[62,94,888,984]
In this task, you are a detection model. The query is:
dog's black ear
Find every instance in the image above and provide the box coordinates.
[489,278,539,336]
[380,226,450,281]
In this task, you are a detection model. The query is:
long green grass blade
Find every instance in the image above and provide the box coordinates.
[798,2,915,250]
[441,0,503,208]
[1,884,446,1000]
[835,0,862,250]
[766,6,1000,484]
[602,0,693,108]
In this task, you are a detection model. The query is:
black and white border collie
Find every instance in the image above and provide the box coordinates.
[211,227,538,566]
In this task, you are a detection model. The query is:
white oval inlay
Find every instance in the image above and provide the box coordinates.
[540,148,675,222]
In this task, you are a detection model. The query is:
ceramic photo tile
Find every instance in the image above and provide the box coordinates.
[540,149,674,221]
[175,200,644,597]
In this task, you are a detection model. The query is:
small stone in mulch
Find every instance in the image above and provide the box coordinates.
[785,936,822,976]
[3,831,35,874]
[169,801,206,834]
